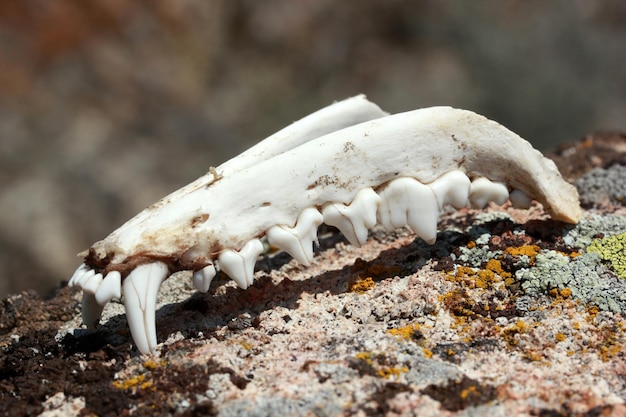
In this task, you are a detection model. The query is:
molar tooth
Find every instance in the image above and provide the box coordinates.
[122,262,169,354]
[322,188,380,247]
[218,239,263,290]
[509,189,532,209]
[95,271,122,305]
[81,273,103,295]
[69,264,90,287]
[469,177,509,208]
[429,170,471,210]
[82,293,104,329]
[193,264,217,293]
[377,178,439,244]
[266,207,323,266]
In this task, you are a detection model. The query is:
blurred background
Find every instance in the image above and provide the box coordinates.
[1,0,626,298]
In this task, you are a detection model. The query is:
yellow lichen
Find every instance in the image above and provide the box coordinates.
[377,366,409,379]
[113,374,153,391]
[555,333,566,342]
[504,244,541,264]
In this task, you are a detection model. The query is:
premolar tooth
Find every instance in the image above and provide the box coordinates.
[510,189,532,209]
[218,239,263,290]
[122,262,169,354]
[322,187,380,247]
[69,264,90,287]
[81,273,103,294]
[469,177,509,208]
[377,178,439,244]
[429,170,470,210]
[82,292,104,329]
[193,264,217,293]
[95,271,122,305]
[266,207,323,265]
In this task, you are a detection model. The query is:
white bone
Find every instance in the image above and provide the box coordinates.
[510,189,533,209]
[266,208,323,266]
[429,170,471,210]
[122,262,168,354]
[469,177,509,208]
[377,178,440,244]
[81,273,103,295]
[322,187,380,247]
[73,98,583,354]
[218,239,264,290]
[95,271,122,305]
[192,264,217,293]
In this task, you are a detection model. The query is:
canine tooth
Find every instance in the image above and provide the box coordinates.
[266,208,323,266]
[69,264,90,287]
[122,262,168,354]
[193,264,217,293]
[377,178,440,244]
[429,170,471,210]
[218,239,263,289]
[81,273,103,294]
[322,188,380,247]
[95,271,122,305]
[82,293,104,329]
[469,177,509,208]
[510,189,533,209]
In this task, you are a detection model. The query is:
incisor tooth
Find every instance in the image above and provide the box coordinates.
[192,264,217,293]
[322,187,380,247]
[95,271,122,305]
[266,207,323,265]
[429,170,471,210]
[469,177,509,208]
[81,273,103,294]
[218,239,263,290]
[69,264,89,287]
[377,178,439,244]
[510,189,533,209]
[122,262,168,354]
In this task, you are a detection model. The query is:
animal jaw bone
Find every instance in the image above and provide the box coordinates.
[69,96,582,354]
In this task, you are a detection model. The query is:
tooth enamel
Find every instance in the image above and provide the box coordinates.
[74,268,95,288]
[218,239,264,289]
[377,178,440,244]
[81,273,103,294]
[266,207,323,265]
[510,189,533,209]
[122,262,169,354]
[82,292,104,329]
[95,271,122,305]
[193,264,217,293]
[469,177,509,208]
[429,170,471,210]
[69,264,90,287]
[322,187,380,247]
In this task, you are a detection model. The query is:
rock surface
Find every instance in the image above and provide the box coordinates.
[1,133,626,417]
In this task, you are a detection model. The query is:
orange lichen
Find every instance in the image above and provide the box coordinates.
[504,244,541,264]
[377,366,409,379]
[422,347,433,358]
[555,333,566,342]
[349,277,376,294]
[143,359,166,370]
[387,323,421,340]
[112,374,154,391]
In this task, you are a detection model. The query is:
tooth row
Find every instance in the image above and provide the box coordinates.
[70,170,533,355]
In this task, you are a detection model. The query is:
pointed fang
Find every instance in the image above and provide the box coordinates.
[122,262,168,354]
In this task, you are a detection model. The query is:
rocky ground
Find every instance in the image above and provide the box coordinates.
[0,133,625,416]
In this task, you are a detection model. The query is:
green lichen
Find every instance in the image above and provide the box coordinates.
[516,251,626,313]
[587,232,626,280]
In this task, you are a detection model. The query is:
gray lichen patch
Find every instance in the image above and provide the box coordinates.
[576,165,626,207]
